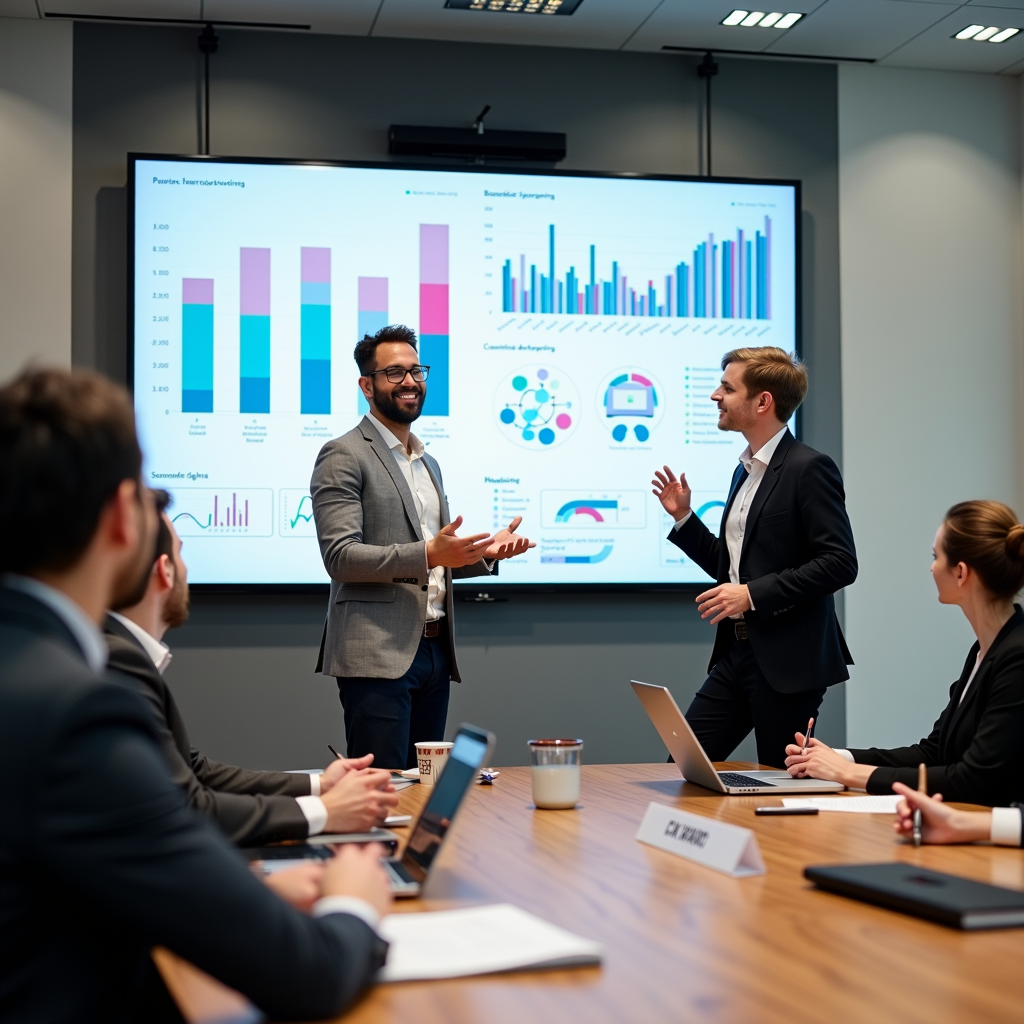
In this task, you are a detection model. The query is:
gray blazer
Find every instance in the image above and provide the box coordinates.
[311,415,492,681]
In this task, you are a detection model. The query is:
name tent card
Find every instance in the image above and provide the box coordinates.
[635,802,765,878]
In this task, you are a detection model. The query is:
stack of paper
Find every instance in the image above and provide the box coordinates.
[377,904,603,982]
[781,795,903,813]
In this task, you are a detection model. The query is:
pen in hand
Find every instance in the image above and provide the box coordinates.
[913,762,927,847]
[801,717,815,757]
[327,744,343,760]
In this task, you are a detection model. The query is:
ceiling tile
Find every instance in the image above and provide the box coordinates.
[761,0,953,59]
[371,0,664,50]
[623,0,827,55]
[39,0,200,17]
[204,0,380,32]
[965,0,1024,8]
[880,3,1024,69]
[0,0,41,15]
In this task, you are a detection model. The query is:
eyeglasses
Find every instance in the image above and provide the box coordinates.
[367,365,430,383]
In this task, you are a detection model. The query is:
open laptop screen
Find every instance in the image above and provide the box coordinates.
[400,729,489,882]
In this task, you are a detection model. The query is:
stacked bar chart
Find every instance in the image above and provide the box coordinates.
[181,278,214,412]
[301,247,331,414]
[356,277,388,414]
[501,218,772,320]
[240,248,271,413]
[419,224,449,416]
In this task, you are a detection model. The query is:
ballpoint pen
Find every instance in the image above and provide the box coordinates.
[801,717,815,757]
[913,762,927,848]
[327,743,343,760]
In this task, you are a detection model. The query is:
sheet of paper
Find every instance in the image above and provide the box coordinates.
[781,795,903,813]
[376,904,603,982]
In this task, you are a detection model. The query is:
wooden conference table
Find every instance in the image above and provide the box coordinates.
[157,763,1024,1024]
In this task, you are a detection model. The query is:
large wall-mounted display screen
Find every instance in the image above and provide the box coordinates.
[130,156,799,586]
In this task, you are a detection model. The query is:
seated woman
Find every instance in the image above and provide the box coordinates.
[784,500,1024,806]
[892,784,1023,845]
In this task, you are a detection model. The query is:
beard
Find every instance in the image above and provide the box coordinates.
[110,512,157,610]
[162,568,190,630]
[373,379,424,424]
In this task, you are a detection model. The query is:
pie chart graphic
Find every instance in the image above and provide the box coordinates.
[495,365,580,450]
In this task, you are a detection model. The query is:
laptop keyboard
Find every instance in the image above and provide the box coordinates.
[718,772,766,788]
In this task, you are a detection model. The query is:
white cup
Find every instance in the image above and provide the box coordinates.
[529,739,582,809]
[415,741,453,788]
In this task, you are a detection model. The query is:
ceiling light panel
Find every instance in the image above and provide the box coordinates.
[721,10,803,30]
[446,0,585,13]
[952,24,1020,43]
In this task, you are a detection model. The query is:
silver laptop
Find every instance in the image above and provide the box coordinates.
[383,723,495,897]
[631,680,843,795]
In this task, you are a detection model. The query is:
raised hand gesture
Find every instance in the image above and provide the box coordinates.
[651,466,692,521]
[483,516,535,561]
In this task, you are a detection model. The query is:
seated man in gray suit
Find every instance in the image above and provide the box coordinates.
[311,324,534,768]
[106,488,400,846]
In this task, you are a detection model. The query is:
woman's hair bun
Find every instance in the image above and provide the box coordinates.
[1007,523,1024,559]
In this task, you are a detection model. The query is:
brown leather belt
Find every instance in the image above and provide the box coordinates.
[423,619,445,638]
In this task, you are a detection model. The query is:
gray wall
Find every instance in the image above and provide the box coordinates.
[73,25,844,769]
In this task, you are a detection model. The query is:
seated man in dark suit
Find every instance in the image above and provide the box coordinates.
[106,489,399,846]
[0,367,391,1022]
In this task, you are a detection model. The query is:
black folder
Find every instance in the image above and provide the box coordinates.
[804,862,1024,930]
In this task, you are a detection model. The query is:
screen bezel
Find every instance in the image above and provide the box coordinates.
[127,153,802,594]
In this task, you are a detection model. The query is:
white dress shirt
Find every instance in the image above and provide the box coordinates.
[109,613,328,829]
[365,413,447,620]
[4,574,107,672]
[674,426,789,614]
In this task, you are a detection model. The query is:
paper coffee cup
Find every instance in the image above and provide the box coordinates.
[415,741,453,788]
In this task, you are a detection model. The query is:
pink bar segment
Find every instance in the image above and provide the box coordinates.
[240,248,270,316]
[301,247,330,283]
[419,225,448,285]
[183,278,213,305]
[420,284,449,334]
[358,277,388,312]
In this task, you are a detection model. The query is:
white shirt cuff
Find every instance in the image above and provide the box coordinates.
[295,795,328,836]
[313,896,382,932]
[835,749,855,763]
[990,807,1022,846]
[672,511,692,530]
[308,773,321,797]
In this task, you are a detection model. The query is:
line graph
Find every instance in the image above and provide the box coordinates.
[171,488,273,537]
[280,489,317,537]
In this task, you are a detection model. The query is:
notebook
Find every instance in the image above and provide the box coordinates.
[804,862,1024,930]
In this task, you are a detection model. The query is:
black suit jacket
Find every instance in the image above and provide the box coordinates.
[0,586,387,1023]
[104,615,311,847]
[669,430,858,693]
[849,607,1024,806]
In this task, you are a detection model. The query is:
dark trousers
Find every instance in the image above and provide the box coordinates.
[336,630,452,771]
[683,635,826,770]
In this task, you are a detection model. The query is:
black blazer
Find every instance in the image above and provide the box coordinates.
[104,615,311,847]
[0,587,387,1023]
[849,607,1024,806]
[669,430,858,693]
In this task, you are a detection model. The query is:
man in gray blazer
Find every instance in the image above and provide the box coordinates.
[311,324,533,768]
[106,489,399,845]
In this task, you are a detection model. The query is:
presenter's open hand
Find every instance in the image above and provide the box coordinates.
[784,736,873,788]
[652,466,692,521]
[322,843,393,919]
[696,583,751,624]
[321,767,399,833]
[892,783,992,845]
[483,516,536,561]
[319,752,374,794]
[426,515,495,569]
[261,862,325,912]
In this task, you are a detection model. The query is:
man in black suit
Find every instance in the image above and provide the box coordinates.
[106,489,399,846]
[0,367,390,1022]
[653,346,857,769]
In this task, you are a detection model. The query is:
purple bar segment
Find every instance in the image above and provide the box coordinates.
[358,277,388,312]
[419,225,449,285]
[302,247,330,283]
[183,278,213,305]
[240,248,270,315]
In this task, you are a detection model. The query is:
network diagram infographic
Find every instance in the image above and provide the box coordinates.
[132,158,797,584]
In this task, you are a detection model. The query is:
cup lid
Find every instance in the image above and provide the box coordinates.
[527,738,583,746]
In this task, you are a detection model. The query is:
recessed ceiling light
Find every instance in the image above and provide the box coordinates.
[446,0,584,13]
[955,24,984,40]
[990,27,1020,43]
[721,10,803,29]
[973,26,1000,41]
